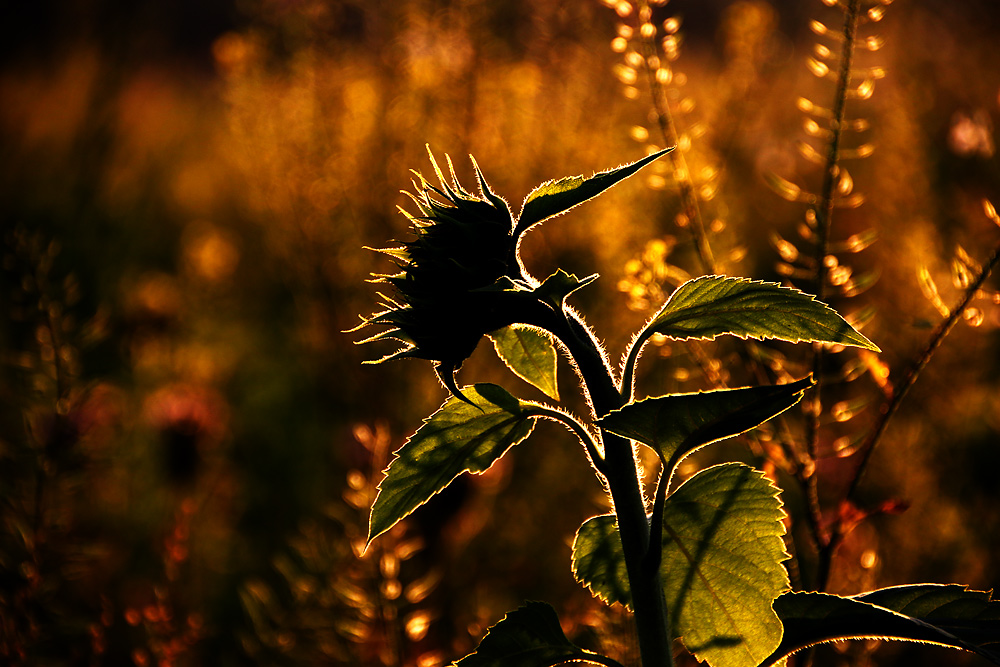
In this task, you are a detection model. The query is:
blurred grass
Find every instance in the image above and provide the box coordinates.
[1,1,1000,665]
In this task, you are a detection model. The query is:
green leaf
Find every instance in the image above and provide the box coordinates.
[764,585,1000,666]
[514,148,673,237]
[571,514,632,609]
[661,463,789,667]
[859,585,1000,646]
[597,377,813,476]
[638,275,880,351]
[489,325,560,400]
[454,601,625,667]
[533,269,599,310]
[368,384,536,545]
[571,464,790,667]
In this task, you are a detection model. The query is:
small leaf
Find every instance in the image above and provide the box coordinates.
[571,464,790,667]
[662,463,790,667]
[368,384,536,544]
[571,514,632,608]
[533,269,599,310]
[514,148,673,237]
[597,377,813,476]
[638,275,880,351]
[454,601,625,667]
[764,585,1000,666]
[489,325,560,400]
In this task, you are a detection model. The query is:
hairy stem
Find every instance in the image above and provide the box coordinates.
[528,302,674,667]
[528,404,608,475]
[622,332,650,402]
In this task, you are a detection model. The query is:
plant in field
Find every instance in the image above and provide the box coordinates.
[608,1,1000,639]
[353,148,1000,666]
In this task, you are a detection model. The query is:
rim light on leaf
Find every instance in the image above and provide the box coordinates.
[661,463,790,667]
[514,147,674,237]
[489,325,560,400]
[765,585,1000,666]
[631,275,879,363]
[367,383,536,545]
[598,376,813,477]
[572,464,790,667]
[454,601,625,667]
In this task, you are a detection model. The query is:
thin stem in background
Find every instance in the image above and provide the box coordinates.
[629,0,839,571]
[633,4,842,572]
[849,242,1000,498]
[815,241,1000,580]
[635,0,716,275]
[804,0,862,592]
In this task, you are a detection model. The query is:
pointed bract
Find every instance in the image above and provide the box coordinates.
[353,150,521,396]
[515,147,673,237]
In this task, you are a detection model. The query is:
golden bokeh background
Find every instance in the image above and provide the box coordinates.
[2,1,1000,665]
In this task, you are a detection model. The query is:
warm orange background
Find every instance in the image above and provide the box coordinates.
[2,1,999,665]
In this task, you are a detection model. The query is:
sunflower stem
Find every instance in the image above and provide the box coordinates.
[527,303,674,667]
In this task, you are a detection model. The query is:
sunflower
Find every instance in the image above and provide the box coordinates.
[353,146,672,401]
[353,148,528,396]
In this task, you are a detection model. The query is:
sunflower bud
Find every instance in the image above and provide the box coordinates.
[354,148,525,386]
[353,146,673,402]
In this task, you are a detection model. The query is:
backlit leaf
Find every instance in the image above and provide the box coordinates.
[661,463,789,667]
[571,514,632,608]
[571,464,790,667]
[368,384,536,545]
[455,601,625,667]
[514,148,673,237]
[764,585,1000,666]
[638,275,879,351]
[532,269,599,310]
[489,325,560,400]
[597,377,813,476]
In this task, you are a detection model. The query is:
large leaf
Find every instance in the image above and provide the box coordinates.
[572,464,789,667]
[661,463,790,667]
[514,148,673,237]
[454,601,624,667]
[489,325,560,400]
[368,384,536,544]
[597,377,813,476]
[637,275,880,351]
[764,585,1000,666]
[571,514,632,609]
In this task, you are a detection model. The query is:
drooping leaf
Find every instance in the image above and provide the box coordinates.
[571,464,790,667]
[368,384,536,545]
[571,514,632,609]
[764,585,1000,666]
[489,325,560,400]
[514,148,673,237]
[533,269,599,310]
[859,585,1000,646]
[454,601,625,667]
[636,275,880,351]
[597,377,813,477]
[661,463,790,667]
